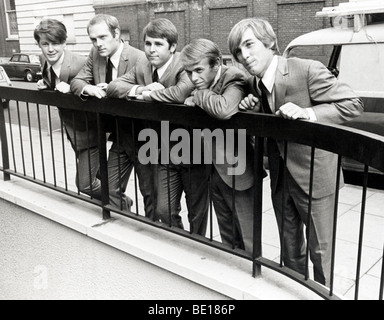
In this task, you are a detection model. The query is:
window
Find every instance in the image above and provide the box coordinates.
[10,55,19,62]
[4,0,18,38]
[19,55,28,63]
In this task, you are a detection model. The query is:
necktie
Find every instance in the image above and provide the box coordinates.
[152,69,159,83]
[50,66,56,90]
[106,58,113,84]
[258,79,273,114]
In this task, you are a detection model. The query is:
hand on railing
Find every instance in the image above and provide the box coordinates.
[239,94,261,112]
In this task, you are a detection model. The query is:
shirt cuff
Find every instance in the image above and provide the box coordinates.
[142,91,152,101]
[128,85,140,97]
[306,108,317,121]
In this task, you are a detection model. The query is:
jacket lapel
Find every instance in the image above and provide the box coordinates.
[274,56,288,111]
[59,50,71,83]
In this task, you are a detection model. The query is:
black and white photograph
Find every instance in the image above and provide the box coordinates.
[0,0,383,304]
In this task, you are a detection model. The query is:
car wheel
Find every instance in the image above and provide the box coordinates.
[25,71,34,82]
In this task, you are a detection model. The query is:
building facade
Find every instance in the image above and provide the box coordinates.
[1,0,348,58]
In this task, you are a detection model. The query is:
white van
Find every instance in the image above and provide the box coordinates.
[283,3,384,185]
[0,66,12,108]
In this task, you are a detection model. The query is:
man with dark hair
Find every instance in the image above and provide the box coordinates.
[34,18,96,197]
[70,14,146,211]
[107,19,208,234]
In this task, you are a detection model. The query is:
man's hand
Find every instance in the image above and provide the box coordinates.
[83,85,107,99]
[239,94,261,112]
[55,82,71,94]
[275,102,310,120]
[37,79,48,90]
[136,83,165,94]
[184,96,196,107]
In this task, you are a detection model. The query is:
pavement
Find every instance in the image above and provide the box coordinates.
[0,101,383,300]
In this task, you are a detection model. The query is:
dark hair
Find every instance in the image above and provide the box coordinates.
[87,14,121,38]
[33,18,67,44]
[181,38,222,69]
[143,18,178,47]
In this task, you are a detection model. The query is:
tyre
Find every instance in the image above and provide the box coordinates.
[25,70,34,82]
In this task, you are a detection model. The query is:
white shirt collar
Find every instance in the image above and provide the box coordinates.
[48,52,65,78]
[258,55,278,93]
[108,41,124,70]
[153,54,174,80]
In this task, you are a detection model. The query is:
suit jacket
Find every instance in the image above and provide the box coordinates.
[247,56,364,198]
[192,65,256,191]
[106,52,194,103]
[70,42,146,96]
[41,50,95,150]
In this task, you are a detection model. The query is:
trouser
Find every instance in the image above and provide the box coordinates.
[211,168,255,253]
[270,156,335,286]
[76,142,133,211]
[156,163,209,236]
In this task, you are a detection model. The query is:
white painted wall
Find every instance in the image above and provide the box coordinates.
[15,0,95,55]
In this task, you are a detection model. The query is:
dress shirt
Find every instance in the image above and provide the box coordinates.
[129,54,175,98]
[48,52,65,86]
[108,41,124,81]
[258,55,317,121]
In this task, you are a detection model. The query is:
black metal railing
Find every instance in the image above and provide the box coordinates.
[0,86,383,300]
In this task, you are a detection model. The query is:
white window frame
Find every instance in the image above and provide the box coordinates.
[4,0,18,40]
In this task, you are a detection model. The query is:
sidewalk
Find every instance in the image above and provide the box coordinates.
[1,111,383,300]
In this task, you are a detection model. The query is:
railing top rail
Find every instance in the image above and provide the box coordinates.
[1,86,384,173]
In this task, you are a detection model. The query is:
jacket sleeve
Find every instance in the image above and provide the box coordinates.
[148,69,195,104]
[70,52,96,97]
[106,67,138,99]
[308,60,364,123]
[193,77,246,120]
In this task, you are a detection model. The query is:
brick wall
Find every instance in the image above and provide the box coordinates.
[94,0,348,54]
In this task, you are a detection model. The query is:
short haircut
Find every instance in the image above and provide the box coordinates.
[181,38,222,69]
[143,18,178,47]
[228,18,279,62]
[87,14,121,38]
[34,18,67,44]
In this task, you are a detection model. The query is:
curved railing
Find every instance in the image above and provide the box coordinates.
[0,86,383,300]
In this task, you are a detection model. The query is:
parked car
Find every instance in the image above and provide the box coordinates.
[0,66,12,108]
[283,12,384,188]
[0,53,42,82]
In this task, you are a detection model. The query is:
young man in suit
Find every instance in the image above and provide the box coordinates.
[34,18,98,197]
[107,19,208,234]
[70,14,146,211]
[228,18,364,285]
[180,38,265,251]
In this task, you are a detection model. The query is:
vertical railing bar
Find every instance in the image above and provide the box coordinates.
[47,105,57,187]
[231,174,236,250]
[280,141,288,267]
[132,120,139,215]
[26,102,36,180]
[305,147,315,281]
[0,98,10,181]
[60,117,68,191]
[97,113,110,220]
[209,166,214,242]
[354,164,369,300]
[329,155,342,297]
[116,118,124,211]
[188,161,193,234]
[7,99,16,172]
[72,112,79,195]
[167,164,172,228]
[379,245,384,300]
[253,136,264,277]
[36,104,46,183]
[16,101,26,176]
[85,112,94,199]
